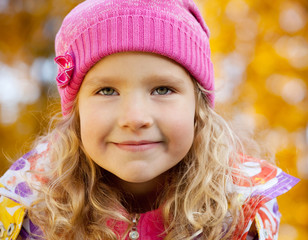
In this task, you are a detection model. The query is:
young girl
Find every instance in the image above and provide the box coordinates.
[0,0,299,239]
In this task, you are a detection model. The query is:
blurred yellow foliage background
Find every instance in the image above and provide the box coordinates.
[0,0,307,239]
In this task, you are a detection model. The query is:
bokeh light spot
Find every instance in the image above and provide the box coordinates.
[275,36,308,69]
[279,2,307,33]
[225,0,249,22]
[281,79,306,105]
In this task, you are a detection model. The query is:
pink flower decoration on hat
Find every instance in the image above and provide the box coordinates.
[55,53,74,87]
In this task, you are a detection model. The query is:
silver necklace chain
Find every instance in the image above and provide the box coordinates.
[129,214,140,240]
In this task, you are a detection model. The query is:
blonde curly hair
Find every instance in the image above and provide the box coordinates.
[28,82,247,240]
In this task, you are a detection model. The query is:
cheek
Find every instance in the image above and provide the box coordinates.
[79,101,108,131]
[79,101,117,150]
[162,103,195,154]
[173,115,195,146]
[79,106,92,134]
[79,103,105,148]
[79,111,95,150]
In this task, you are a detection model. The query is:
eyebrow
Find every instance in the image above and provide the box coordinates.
[83,76,117,87]
[145,74,188,85]
[83,74,189,88]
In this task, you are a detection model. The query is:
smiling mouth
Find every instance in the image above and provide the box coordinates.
[112,141,161,152]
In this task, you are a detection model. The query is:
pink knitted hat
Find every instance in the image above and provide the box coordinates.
[55,0,214,115]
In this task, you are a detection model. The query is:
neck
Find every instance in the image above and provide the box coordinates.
[105,171,168,213]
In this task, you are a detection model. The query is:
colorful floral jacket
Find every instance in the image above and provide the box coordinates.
[0,143,299,240]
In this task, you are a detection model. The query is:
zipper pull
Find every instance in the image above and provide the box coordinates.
[129,214,140,240]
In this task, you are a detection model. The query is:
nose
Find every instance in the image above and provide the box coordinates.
[117,95,153,131]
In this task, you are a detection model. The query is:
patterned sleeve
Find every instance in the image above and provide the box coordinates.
[0,193,26,240]
[254,198,280,240]
[0,193,42,240]
[0,143,50,240]
[230,155,300,240]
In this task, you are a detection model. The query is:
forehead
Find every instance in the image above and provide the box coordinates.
[83,52,193,85]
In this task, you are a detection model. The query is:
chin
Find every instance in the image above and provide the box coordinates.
[119,175,156,184]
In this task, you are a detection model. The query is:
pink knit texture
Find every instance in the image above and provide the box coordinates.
[55,0,214,115]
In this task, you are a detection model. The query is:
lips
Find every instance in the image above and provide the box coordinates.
[112,140,161,152]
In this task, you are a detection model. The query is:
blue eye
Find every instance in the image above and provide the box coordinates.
[153,87,172,95]
[98,87,118,96]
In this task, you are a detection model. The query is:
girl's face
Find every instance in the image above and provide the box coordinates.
[78,52,195,187]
